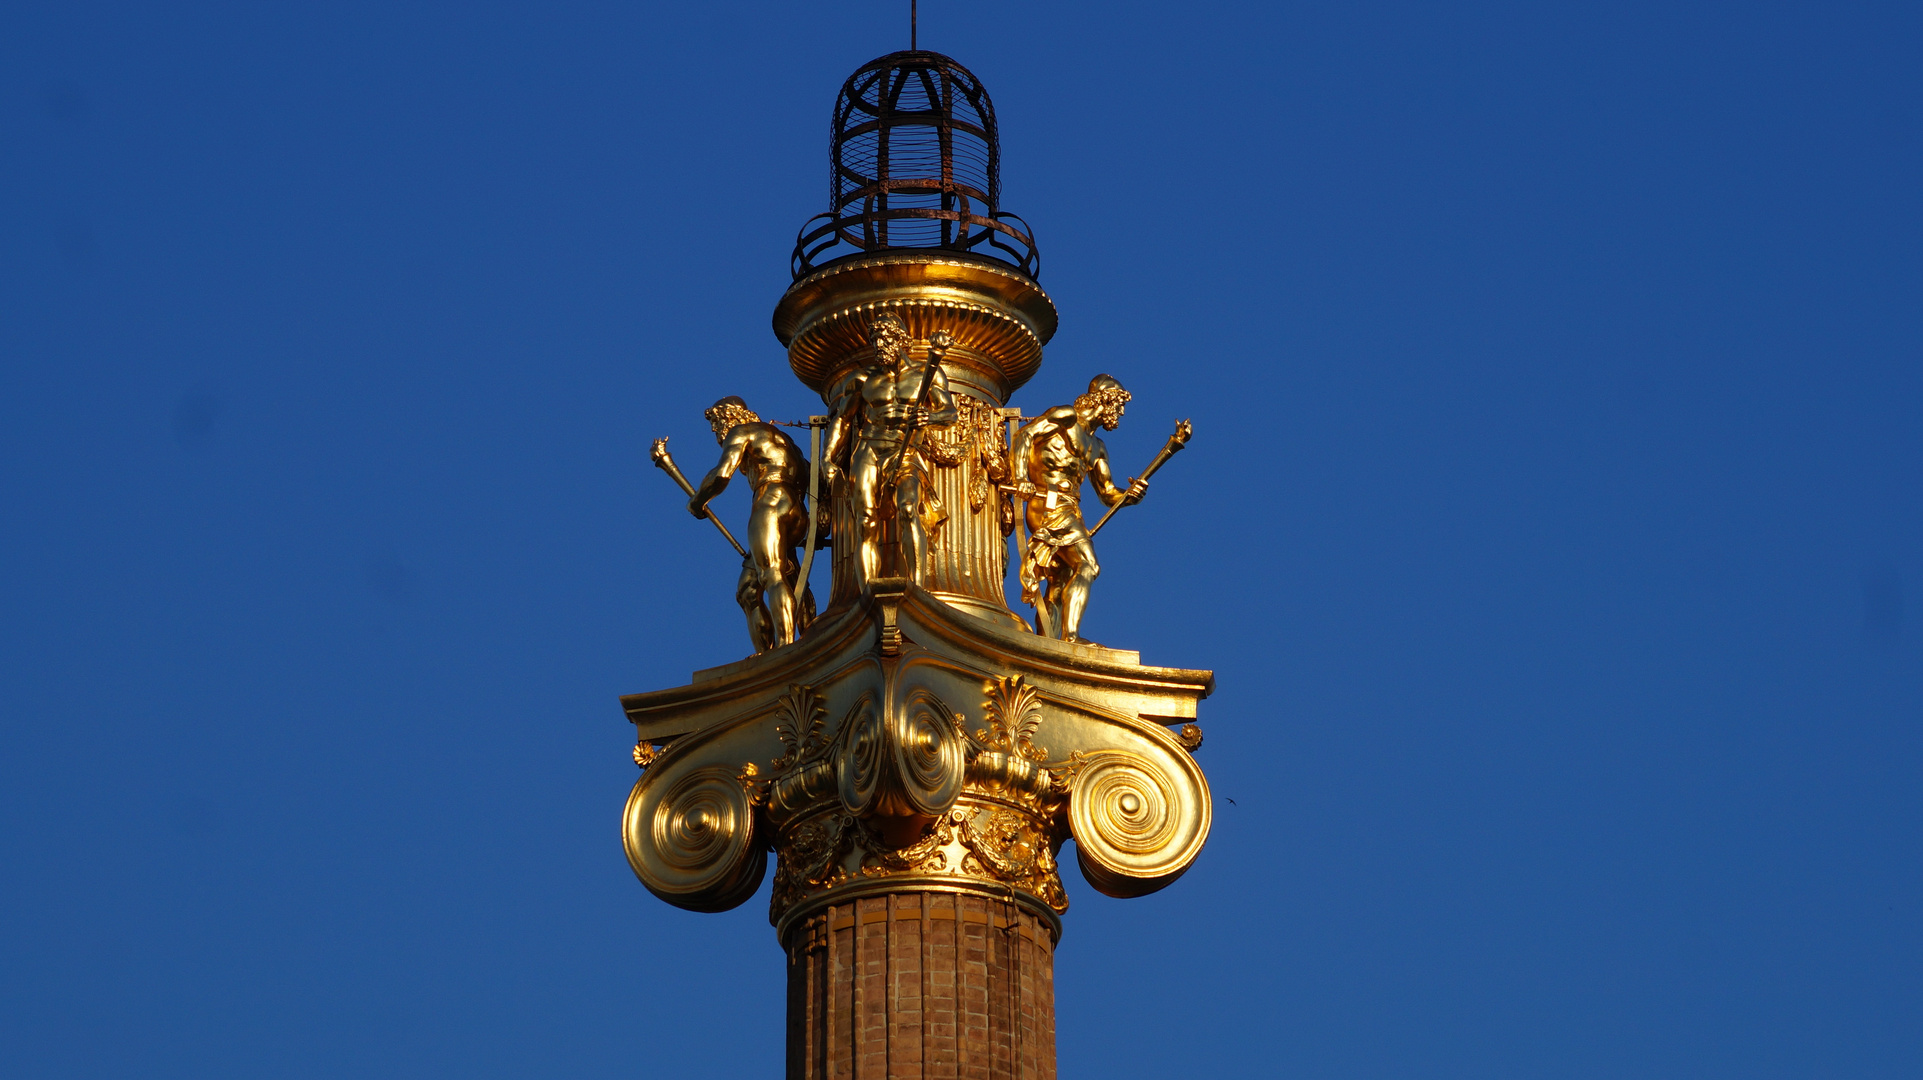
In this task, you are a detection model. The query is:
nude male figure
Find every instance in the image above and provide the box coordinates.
[1009,374,1148,644]
[820,312,957,589]
[688,396,815,652]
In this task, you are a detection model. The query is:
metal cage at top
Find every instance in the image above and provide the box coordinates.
[792,51,1039,280]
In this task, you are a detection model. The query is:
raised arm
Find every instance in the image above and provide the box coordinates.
[690,427,751,517]
[1009,411,1054,486]
[819,370,865,483]
[1085,431,1141,508]
[921,365,958,428]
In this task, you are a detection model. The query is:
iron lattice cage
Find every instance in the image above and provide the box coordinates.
[792,51,1039,280]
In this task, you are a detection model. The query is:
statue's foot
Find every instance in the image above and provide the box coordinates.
[1062,634,1105,649]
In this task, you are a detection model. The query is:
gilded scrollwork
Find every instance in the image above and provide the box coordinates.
[832,692,886,817]
[957,807,1068,912]
[890,688,969,819]
[624,161,1216,952]
[830,682,967,845]
[624,764,767,913]
[769,812,851,915]
[857,811,954,877]
[960,675,1054,801]
[628,504,1211,932]
[758,670,1073,923]
[1063,747,1209,899]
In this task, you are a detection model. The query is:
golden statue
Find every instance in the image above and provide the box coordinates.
[687,396,816,652]
[819,312,956,590]
[1009,375,1148,643]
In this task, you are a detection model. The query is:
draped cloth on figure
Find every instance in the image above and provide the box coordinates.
[1018,493,1085,606]
[889,428,949,557]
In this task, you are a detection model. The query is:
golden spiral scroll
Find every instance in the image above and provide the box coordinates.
[834,695,885,816]
[1066,749,1210,898]
[892,689,966,819]
[623,765,766,913]
[834,689,965,826]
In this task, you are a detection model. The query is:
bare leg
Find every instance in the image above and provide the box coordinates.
[896,471,926,585]
[759,557,795,646]
[751,490,806,647]
[773,541,809,645]
[858,501,880,587]
[849,445,885,590]
[1056,539,1101,642]
[736,558,771,652]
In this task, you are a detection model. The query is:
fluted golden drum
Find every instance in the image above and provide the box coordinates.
[774,251,1058,404]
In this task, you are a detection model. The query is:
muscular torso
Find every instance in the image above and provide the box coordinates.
[1014,406,1120,536]
[853,361,937,447]
[1022,408,1103,493]
[1031,425,1099,492]
[732,424,808,499]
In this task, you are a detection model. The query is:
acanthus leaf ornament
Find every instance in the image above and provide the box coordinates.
[766,685,839,829]
[626,569,1214,928]
[770,683,829,770]
[962,674,1054,800]
[978,674,1048,760]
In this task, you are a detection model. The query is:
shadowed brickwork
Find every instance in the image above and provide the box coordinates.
[784,893,1057,1080]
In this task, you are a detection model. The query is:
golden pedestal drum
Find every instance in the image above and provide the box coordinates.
[774,250,1059,624]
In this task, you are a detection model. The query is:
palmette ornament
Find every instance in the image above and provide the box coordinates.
[620,46,1213,1080]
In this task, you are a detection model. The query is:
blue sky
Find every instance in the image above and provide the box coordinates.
[2,2,1919,1077]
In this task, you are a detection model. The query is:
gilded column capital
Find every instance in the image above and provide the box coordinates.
[621,584,1211,936]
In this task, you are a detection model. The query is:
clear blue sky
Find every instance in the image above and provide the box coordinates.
[3,2,1919,1077]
